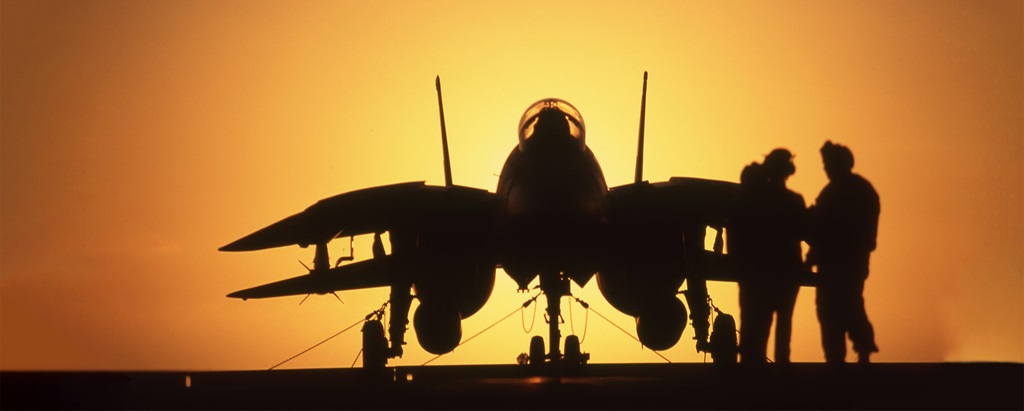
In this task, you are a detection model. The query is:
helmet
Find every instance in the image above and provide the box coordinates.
[762,148,796,178]
[820,141,854,171]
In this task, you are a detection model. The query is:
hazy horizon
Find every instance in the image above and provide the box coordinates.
[2,0,1021,370]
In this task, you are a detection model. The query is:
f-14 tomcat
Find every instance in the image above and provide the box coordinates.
[221,73,747,366]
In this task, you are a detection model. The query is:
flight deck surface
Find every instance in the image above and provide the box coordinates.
[3,362,1021,410]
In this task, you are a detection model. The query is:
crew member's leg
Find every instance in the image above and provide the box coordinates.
[816,279,847,363]
[740,283,771,363]
[847,280,877,362]
[774,283,799,363]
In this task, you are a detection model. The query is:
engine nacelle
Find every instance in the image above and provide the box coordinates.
[596,224,689,350]
[413,263,495,320]
[413,302,462,355]
[598,212,686,302]
[635,296,687,350]
[406,207,496,320]
[598,269,688,350]
[596,261,685,318]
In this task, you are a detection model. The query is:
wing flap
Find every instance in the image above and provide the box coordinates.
[227,257,394,300]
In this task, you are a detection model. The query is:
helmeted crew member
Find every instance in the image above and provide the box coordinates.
[733,149,807,364]
[808,141,880,364]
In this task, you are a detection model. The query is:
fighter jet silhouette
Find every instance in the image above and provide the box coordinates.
[221,73,752,366]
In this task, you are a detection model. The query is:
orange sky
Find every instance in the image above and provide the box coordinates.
[2,0,1021,370]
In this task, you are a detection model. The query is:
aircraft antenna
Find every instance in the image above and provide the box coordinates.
[634,71,648,184]
[436,75,454,187]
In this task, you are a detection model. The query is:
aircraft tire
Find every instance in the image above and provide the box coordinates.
[529,336,545,365]
[361,320,388,369]
[564,335,582,364]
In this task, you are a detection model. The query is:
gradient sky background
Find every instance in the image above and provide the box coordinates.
[2,0,1021,370]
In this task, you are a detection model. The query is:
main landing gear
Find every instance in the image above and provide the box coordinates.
[359,302,395,371]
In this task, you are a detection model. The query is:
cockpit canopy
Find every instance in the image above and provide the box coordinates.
[518,98,586,152]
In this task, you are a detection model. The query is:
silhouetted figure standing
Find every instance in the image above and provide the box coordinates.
[731,149,807,364]
[808,141,880,364]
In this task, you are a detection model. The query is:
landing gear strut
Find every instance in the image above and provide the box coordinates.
[540,271,569,362]
[526,271,588,366]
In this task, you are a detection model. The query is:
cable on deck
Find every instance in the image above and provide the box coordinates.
[422,293,540,366]
[269,301,390,370]
[572,296,672,363]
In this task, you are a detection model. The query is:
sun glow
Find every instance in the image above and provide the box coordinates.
[2,0,1020,370]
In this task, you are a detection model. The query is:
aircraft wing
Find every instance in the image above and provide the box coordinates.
[697,249,818,286]
[607,177,741,282]
[607,177,741,228]
[608,177,818,286]
[663,177,742,227]
[220,182,496,252]
[227,256,394,299]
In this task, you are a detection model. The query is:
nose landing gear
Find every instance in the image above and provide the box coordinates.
[523,271,590,367]
[525,334,590,366]
[562,335,589,365]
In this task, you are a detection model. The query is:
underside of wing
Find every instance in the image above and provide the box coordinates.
[226,257,394,300]
[700,249,817,286]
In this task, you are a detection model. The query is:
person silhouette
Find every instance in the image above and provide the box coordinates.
[527,109,576,151]
[730,161,766,362]
[808,141,880,364]
[732,149,808,364]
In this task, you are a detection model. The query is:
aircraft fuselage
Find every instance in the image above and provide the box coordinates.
[494,99,609,290]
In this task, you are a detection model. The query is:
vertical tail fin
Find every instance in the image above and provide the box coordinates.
[436,75,453,187]
[634,71,648,184]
